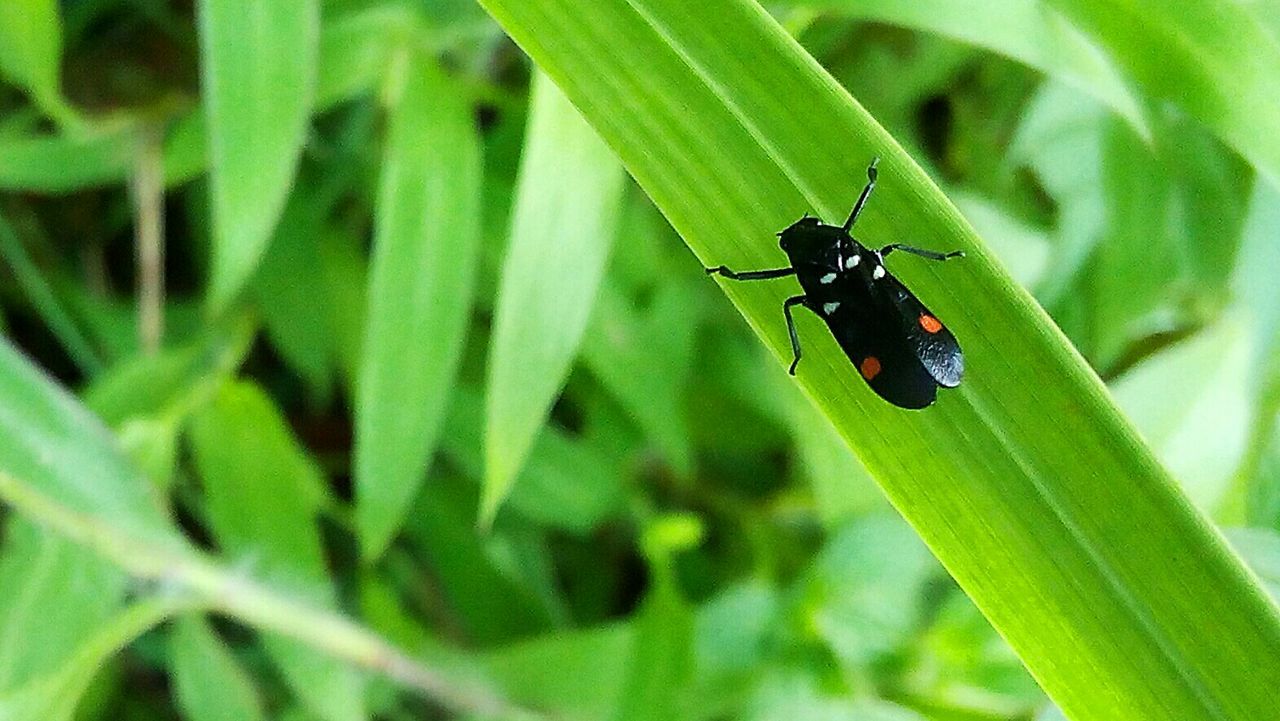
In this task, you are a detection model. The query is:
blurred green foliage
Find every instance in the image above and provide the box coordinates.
[0,1,1278,720]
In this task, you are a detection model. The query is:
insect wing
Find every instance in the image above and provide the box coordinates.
[876,273,963,388]
[826,306,940,409]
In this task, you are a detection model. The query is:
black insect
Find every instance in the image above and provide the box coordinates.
[706,159,964,409]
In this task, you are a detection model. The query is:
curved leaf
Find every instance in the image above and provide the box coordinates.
[475,0,1280,718]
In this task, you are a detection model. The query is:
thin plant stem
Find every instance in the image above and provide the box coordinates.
[0,471,547,721]
[0,211,104,375]
[131,125,166,354]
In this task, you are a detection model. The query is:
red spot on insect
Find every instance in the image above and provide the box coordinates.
[919,314,942,334]
[860,356,881,380]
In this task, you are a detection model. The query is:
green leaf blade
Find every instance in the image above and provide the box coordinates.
[0,0,74,125]
[188,380,366,721]
[483,71,624,524]
[0,340,179,549]
[317,6,411,107]
[475,0,1280,718]
[188,381,331,582]
[0,128,134,192]
[198,0,319,313]
[170,617,268,721]
[582,281,697,476]
[811,0,1148,137]
[0,598,183,721]
[1043,0,1280,188]
[612,579,692,721]
[0,520,127,690]
[354,54,483,560]
[254,192,338,399]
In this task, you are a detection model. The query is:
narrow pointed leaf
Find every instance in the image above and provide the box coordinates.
[198,0,319,312]
[582,281,697,476]
[612,578,692,721]
[354,54,482,560]
[189,381,365,721]
[171,617,268,721]
[474,1,1280,718]
[0,211,103,375]
[483,71,624,524]
[0,340,179,548]
[317,6,413,107]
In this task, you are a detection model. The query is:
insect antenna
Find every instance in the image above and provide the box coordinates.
[842,158,879,231]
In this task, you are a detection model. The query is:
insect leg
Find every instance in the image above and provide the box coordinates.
[705,266,795,281]
[784,295,807,375]
[879,244,964,261]
[841,158,880,231]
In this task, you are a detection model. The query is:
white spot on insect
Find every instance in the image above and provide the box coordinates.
[819,272,837,284]
[844,254,861,269]
[822,302,840,315]
[872,265,886,280]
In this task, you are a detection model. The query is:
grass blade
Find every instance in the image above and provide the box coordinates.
[475,0,1280,718]
[0,212,104,375]
[582,281,698,476]
[198,0,318,313]
[483,71,624,524]
[254,192,338,399]
[354,52,483,560]
[317,6,413,108]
